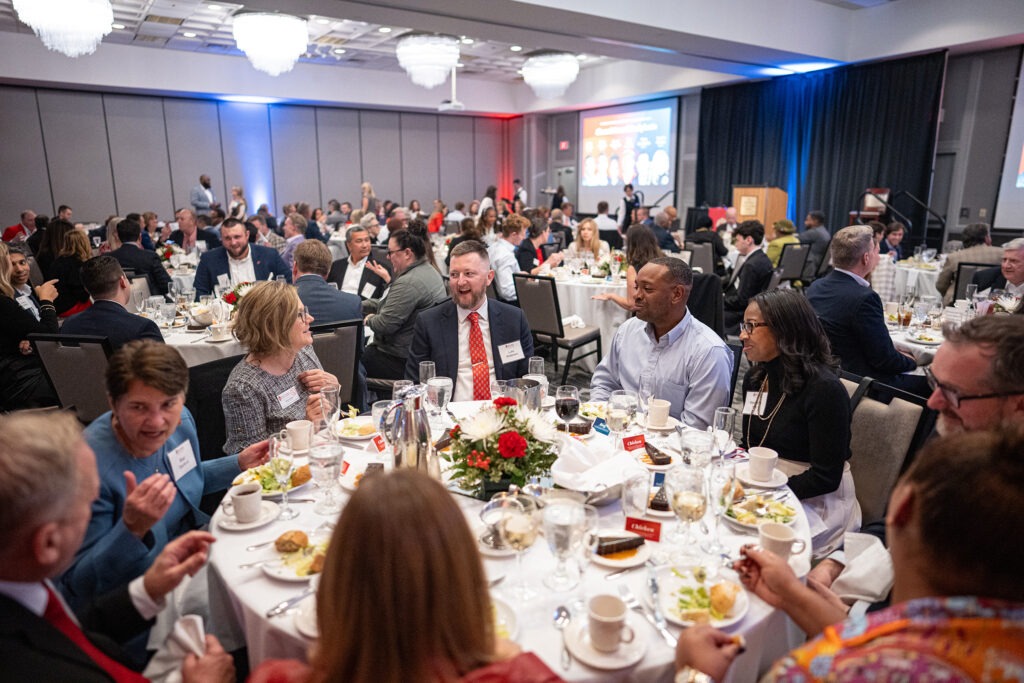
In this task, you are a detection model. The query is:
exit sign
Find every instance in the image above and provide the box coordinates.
[558,140,570,151]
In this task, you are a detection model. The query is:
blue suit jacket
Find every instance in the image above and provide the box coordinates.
[192,244,291,297]
[806,270,916,383]
[295,274,362,323]
[60,299,163,350]
[405,299,534,385]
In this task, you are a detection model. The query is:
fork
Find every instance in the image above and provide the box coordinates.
[617,584,677,646]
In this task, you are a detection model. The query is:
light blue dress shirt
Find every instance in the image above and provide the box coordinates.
[488,238,519,301]
[590,310,733,429]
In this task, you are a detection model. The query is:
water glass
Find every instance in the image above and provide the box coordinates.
[703,460,737,558]
[319,384,341,436]
[607,391,635,446]
[309,443,341,516]
[621,469,651,519]
[426,376,453,431]
[543,501,585,591]
[528,356,546,376]
[712,407,737,458]
[167,282,178,302]
[392,380,414,399]
[570,504,600,614]
[372,400,391,442]
[160,303,178,327]
[490,497,540,601]
[419,360,436,385]
[664,464,707,563]
[678,429,714,469]
[490,379,509,398]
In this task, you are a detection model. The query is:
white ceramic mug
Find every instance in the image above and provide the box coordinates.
[209,322,231,341]
[588,594,635,653]
[647,398,671,428]
[883,301,899,317]
[758,522,806,560]
[747,446,778,482]
[287,420,313,452]
[221,483,262,523]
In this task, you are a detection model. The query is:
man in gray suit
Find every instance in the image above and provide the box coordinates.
[798,209,831,279]
[189,174,219,217]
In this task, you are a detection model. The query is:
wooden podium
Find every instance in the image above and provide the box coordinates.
[732,186,788,231]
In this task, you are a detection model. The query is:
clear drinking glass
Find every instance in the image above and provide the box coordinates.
[678,429,715,469]
[426,376,453,431]
[309,443,341,516]
[570,504,600,614]
[528,356,546,376]
[492,497,540,601]
[269,431,299,521]
[621,468,651,519]
[703,460,736,558]
[543,501,584,591]
[712,407,737,459]
[167,282,177,303]
[490,379,509,399]
[160,303,177,328]
[554,385,580,434]
[607,391,633,448]
[419,361,436,385]
[319,384,341,437]
[392,380,414,399]
[665,464,708,563]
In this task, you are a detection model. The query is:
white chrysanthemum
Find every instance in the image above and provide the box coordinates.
[519,408,560,443]
[459,407,503,441]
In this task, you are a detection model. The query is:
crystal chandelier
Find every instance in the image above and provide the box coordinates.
[522,52,580,99]
[12,0,113,58]
[232,12,309,77]
[395,34,460,89]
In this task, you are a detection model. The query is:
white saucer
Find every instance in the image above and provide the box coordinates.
[262,561,315,583]
[590,533,652,569]
[736,463,788,488]
[491,596,519,640]
[642,415,680,432]
[216,501,279,531]
[293,598,318,638]
[564,616,647,670]
[207,336,234,343]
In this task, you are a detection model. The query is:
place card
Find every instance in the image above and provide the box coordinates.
[625,516,662,543]
[622,434,646,452]
[371,434,387,452]
[592,417,610,436]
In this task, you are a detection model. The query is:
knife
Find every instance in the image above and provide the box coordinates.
[266,587,316,618]
[646,566,677,647]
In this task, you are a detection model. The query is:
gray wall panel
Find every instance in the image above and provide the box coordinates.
[438,116,475,208]
[269,105,320,210]
[359,111,402,204]
[473,118,503,200]
[37,90,116,222]
[104,94,174,218]
[316,108,362,209]
[0,86,53,218]
[400,113,440,207]
[163,98,225,214]
[218,102,274,216]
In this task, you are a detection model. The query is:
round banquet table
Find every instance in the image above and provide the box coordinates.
[163,328,244,367]
[208,404,812,682]
[892,262,940,301]
[553,275,630,372]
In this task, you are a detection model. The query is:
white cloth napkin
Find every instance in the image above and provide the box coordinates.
[551,436,636,491]
[447,400,491,421]
[142,614,206,683]
[561,315,585,328]
[832,532,894,605]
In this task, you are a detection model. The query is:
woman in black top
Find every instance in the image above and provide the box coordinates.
[686,214,728,276]
[0,242,59,410]
[515,217,563,274]
[444,217,483,268]
[49,229,93,316]
[739,288,859,557]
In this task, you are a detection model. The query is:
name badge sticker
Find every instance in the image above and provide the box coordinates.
[743,392,766,416]
[167,440,197,481]
[361,282,376,299]
[277,386,300,410]
[498,340,525,364]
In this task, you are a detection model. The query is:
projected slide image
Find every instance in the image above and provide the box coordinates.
[581,107,673,188]
[1018,147,1024,188]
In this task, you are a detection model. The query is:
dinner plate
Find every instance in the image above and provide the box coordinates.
[636,448,676,472]
[736,463,788,488]
[657,567,748,628]
[590,533,652,569]
[905,332,943,346]
[645,505,676,518]
[207,336,234,343]
[723,494,797,531]
[217,501,279,531]
[491,597,519,640]
[564,616,647,670]
[260,480,311,500]
[641,415,681,432]
[293,598,318,638]
[262,561,316,583]
[333,417,378,441]
[578,402,607,420]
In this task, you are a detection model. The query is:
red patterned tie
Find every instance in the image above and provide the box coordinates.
[468,312,491,400]
[43,585,147,683]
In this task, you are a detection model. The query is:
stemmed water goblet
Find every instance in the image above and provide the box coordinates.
[664,464,708,563]
[488,497,541,601]
[702,460,737,559]
[308,442,341,516]
[319,384,341,438]
[569,504,600,614]
[607,390,634,450]
[712,407,736,459]
[543,501,585,591]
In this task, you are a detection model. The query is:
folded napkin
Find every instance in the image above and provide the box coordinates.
[143,614,206,683]
[447,400,491,422]
[832,532,894,605]
[561,315,585,329]
[551,436,636,492]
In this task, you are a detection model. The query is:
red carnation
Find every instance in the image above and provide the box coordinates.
[497,431,527,459]
[224,292,238,305]
[493,397,518,410]
[450,424,460,438]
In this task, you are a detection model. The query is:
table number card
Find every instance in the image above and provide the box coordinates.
[625,516,662,543]
[371,434,387,453]
[622,434,646,452]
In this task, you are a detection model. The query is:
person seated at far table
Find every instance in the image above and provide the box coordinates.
[564,217,610,262]
[293,240,362,324]
[685,214,728,276]
[193,219,290,298]
[516,215,564,274]
[971,237,1024,298]
[445,216,485,269]
[879,221,905,261]
[59,341,269,608]
[739,289,859,556]
[592,223,663,312]
[934,222,1003,304]
[51,228,94,317]
[0,411,235,682]
[673,426,1024,683]
[60,256,163,349]
[766,218,799,267]
[222,281,338,453]
[487,213,528,303]
[327,222,392,300]
[407,240,533,400]
[249,470,562,683]
[109,218,172,297]
[650,210,681,253]
[591,257,732,430]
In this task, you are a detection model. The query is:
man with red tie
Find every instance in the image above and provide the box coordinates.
[0,411,234,682]
[406,240,534,400]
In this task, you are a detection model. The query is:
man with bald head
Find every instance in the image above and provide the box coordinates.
[189,174,218,217]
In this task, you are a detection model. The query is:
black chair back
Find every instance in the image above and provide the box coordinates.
[371,244,390,265]
[310,319,364,408]
[684,242,715,276]
[185,353,245,460]
[814,238,834,279]
[28,333,113,423]
[727,342,743,399]
[954,262,993,301]
[778,242,809,282]
[513,273,564,338]
[688,272,725,338]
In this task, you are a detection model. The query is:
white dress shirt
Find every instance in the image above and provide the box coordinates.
[228,248,256,285]
[15,283,40,320]
[594,214,619,233]
[341,256,367,295]
[488,239,519,301]
[453,300,498,402]
[1007,281,1024,297]
[0,577,163,621]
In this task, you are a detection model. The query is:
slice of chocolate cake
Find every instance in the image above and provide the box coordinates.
[650,486,670,512]
[644,442,672,466]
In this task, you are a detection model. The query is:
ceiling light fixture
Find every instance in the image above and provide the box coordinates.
[232,12,309,76]
[183,31,197,38]
[378,26,392,33]
[509,45,522,52]
[522,51,580,99]
[333,48,346,54]
[12,0,113,57]
[395,33,459,89]
[111,23,126,30]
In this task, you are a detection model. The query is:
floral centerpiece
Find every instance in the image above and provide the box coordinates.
[222,281,254,310]
[158,242,184,263]
[594,249,627,277]
[443,397,560,498]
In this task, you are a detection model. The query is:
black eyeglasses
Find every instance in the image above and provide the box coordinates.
[387,248,406,257]
[738,321,770,335]
[923,366,1023,409]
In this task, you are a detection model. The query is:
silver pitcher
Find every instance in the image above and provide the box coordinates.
[505,377,541,410]
[381,384,440,480]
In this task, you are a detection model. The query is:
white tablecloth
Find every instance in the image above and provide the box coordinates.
[168,269,196,294]
[554,277,630,372]
[164,330,244,367]
[892,264,940,301]
[209,407,812,681]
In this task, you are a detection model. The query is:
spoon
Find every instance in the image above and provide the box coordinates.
[552,605,572,671]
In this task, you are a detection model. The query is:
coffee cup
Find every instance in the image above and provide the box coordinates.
[953,299,970,310]
[758,522,806,560]
[747,447,778,482]
[287,419,313,452]
[647,398,670,428]
[587,594,635,653]
[209,323,231,341]
[883,301,899,317]
[191,306,214,326]
[221,483,262,523]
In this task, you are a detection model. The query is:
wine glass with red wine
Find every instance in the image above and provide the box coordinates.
[555,385,580,435]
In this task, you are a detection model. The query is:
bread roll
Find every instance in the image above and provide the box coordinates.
[290,464,312,487]
[710,581,740,616]
[275,530,309,553]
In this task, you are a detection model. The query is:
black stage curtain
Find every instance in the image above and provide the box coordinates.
[696,52,946,240]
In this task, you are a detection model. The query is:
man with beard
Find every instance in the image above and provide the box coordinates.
[189,174,219,217]
[193,219,290,297]
[405,240,532,400]
[590,257,732,429]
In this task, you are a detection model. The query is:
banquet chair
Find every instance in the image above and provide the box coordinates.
[444,220,461,235]
[28,333,113,424]
[688,271,726,338]
[777,243,809,283]
[954,262,992,301]
[310,319,364,409]
[371,244,390,265]
[486,280,499,300]
[27,255,44,287]
[727,342,743,399]
[513,273,601,385]
[684,242,715,276]
[327,241,347,261]
[600,229,623,251]
[541,243,561,261]
[185,353,245,461]
[126,276,152,313]
[812,239,834,281]
[767,268,784,291]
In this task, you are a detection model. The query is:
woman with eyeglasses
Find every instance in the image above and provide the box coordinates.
[739,288,859,558]
[222,281,338,454]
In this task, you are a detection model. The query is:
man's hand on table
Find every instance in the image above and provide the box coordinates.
[143,530,216,602]
[123,471,176,538]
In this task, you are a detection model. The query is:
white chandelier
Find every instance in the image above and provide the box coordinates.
[12,0,113,58]
[522,52,580,99]
[396,34,459,89]
[232,12,309,77]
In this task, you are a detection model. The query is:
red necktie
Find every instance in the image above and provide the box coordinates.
[43,585,148,683]
[468,312,491,400]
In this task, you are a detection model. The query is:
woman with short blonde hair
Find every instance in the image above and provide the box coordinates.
[222,281,339,453]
